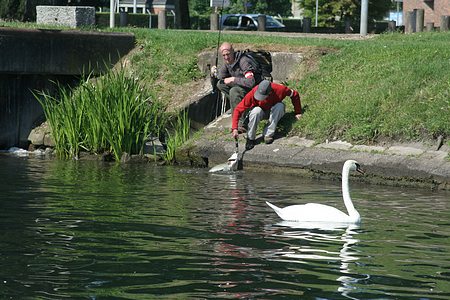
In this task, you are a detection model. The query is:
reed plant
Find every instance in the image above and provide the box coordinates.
[36,68,168,161]
[35,82,86,159]
[163,110,191,164]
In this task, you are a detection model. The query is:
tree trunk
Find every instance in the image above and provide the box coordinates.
[174,0,190,29]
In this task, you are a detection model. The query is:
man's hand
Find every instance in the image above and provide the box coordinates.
[295,114,302,120]
[210,65,217,78]
[224,77,235,85]
[232,129,239,139]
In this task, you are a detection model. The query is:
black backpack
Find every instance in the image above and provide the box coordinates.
[243,49,273,82]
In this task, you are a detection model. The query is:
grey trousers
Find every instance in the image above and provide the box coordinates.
[216,81,251,126]
[247,102,285,140]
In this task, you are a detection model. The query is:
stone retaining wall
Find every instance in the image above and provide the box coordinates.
[0,27,135,149]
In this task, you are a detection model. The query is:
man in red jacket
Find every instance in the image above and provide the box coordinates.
[231,80,302,150]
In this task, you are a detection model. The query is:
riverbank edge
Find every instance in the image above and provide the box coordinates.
[8,117,450,191]
[189,114,450,191]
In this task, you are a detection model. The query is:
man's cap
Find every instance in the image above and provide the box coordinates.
[254,80,272,101]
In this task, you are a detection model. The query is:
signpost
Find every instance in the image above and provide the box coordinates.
[210,0,230,8]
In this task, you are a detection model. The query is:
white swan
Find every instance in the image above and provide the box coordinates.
[266,160,364,224]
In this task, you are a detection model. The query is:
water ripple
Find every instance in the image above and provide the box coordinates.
[1,159,449,299]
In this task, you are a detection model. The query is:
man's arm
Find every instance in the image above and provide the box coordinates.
[217,65,229,80]
[231,90,254,130]
[289,89,302,119]
[276,83,302,119]
[232,56,256,88]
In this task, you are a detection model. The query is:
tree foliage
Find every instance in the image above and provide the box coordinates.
[298,0,392,26]
[189,0,212,16]
[225,0,292,17]
[0,0,29,21]
[189,0,293,17]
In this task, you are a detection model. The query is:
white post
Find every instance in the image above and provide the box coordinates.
[109,0,115,28]
[396,0,400,25]
[315,0,318,27]
[360,0,368,36]
[133,0,137,13]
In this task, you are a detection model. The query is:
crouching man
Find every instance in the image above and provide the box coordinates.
[231,80,302,150]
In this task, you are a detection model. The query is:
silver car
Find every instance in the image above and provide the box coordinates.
[220,14,285,31]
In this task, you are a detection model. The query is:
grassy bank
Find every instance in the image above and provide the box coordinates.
[122,29,449,145]
[294,33,450,143]
[3,22,448,146]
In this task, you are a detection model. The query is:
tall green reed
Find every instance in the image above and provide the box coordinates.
[35,81,87,159]
[35,68,168,161]
[163,110,191,164]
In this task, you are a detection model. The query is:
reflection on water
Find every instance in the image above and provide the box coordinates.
[267,222,363,299]
[0,156,449,299]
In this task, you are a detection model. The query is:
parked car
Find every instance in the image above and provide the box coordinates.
[220,14,285,31]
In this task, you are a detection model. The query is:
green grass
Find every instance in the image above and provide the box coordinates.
[5,19,449,145]
[292,32,450,143]
[121,29,450,144]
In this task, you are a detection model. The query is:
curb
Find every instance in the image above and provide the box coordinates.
[193,115,450,190]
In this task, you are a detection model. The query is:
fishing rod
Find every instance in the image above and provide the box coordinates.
[235,135,244,170]
[213,0,225,118]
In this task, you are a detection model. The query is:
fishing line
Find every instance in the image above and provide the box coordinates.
[214,0,225,118]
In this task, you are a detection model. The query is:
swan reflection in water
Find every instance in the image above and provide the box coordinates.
[267,222,362,299]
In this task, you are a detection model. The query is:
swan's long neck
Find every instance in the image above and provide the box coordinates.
[342,163,359,220]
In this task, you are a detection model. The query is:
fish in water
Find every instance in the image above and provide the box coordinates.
[209,152,238,173]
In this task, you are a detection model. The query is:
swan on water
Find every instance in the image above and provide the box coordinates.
[266,160,364,224]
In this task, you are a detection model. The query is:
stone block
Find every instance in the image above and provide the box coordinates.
[36,6,95,28]
[271,52,303,82]
[280,136,315,148]
[316,140,353,150]
[386,146,424,156]
[352,145,386,153]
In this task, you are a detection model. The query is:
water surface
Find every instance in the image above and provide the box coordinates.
[1,156,449,299]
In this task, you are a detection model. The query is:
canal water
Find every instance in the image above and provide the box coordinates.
[1,155,449,299]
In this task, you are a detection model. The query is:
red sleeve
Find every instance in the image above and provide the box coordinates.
[290,89,302,114]
[272,83,302,114]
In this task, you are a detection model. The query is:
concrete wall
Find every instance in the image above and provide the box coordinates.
[0,75,77,149]
[0,27,135,75]
[197,50,303,83]
[0,28,135,149]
